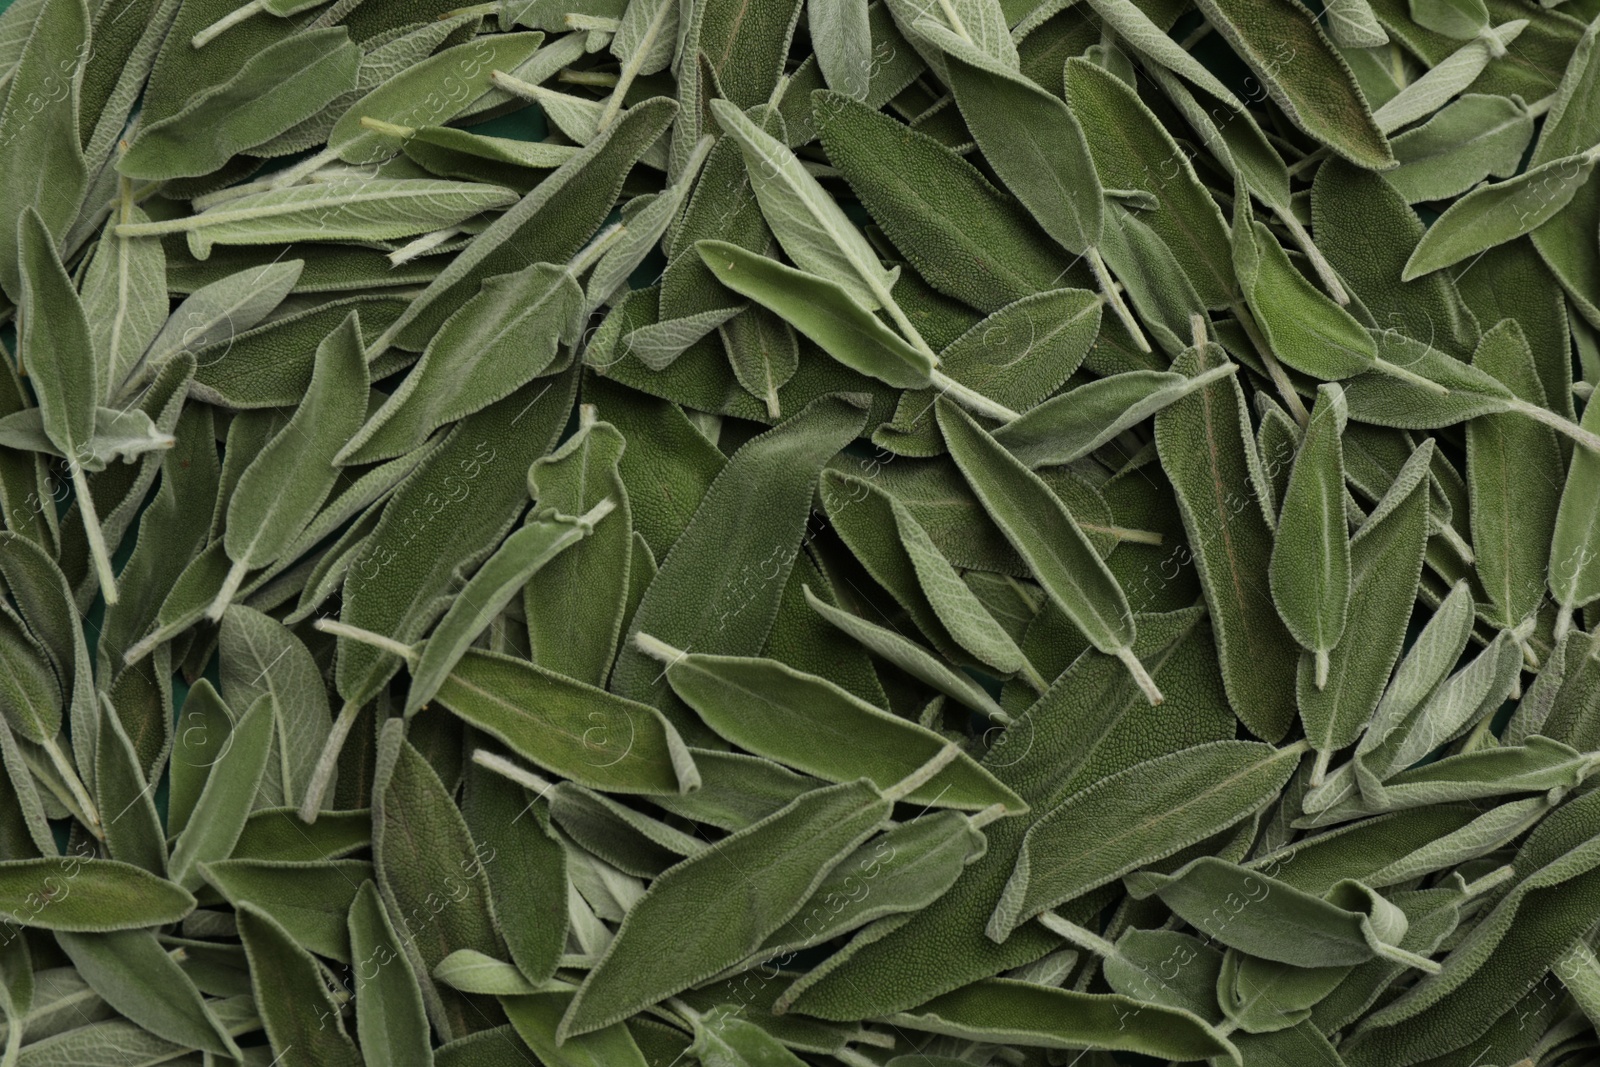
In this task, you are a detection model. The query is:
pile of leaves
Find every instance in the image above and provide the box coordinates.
[0,0,1598,1063]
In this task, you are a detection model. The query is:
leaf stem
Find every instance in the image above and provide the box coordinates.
[1461,864,1515,898]
[1310,746,1332,787]
[595,0,673,134]
[71,464,118,605]
[1508,397,1600,453]
[1554,607,1573,645]
[1087,246,1150,354]
[1315,649,1330,690]
[471,749,557,795]
[632,632,685,665]
[43,735,103,839]
[936,0,977,43]
[967,802,1010,830]
[191,0,266,48]
[1078,522,1164,546]
[883,743,962,802]
[313,618,421,664]
[569,221,627,276]
[1231,302,1311,425]
[265,145,340,191]
[928,370,1020,423]
[388,226,463,267]
[1286,145,1330,179]
[1115,646,1163,706]
[205,558,249,622]
[1037,911,1119,957]
[1275,208,1349,306]
[298,698,362,823]
[1019,661,1049,695]
[1372,357,1451,396]
[1435,521,1475,565]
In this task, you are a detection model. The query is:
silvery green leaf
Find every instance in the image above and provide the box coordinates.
[340,261,583,465]
[134,259,304,390]
[327,32,548,163]
[1085,0,1247,111]
[811,0,873,100]
[237,904,363,1066]
[711,97,898,312]
[218,606,334,813]
[17,209,118,601]
[0,407,174,472]
[0,0,88,301]
[1327,0,1388,46]
[1403,147,1600,280]
[1371,21,1527,134]
[883,0,1017,73]
[167,695,275,892]
[349,880,433,1066]
[117,180,519,260]
[119,28,361,180]
[79,203,166,400]
[506,82,604,144]
[587,136,712,310]
[1409,0,1490,38]
[406,506,610,714]
[55,930,241,1059]
[217,313,369,608]
[994,366,1238,468]
[1386,94,1536,203]
[618,305,746,371]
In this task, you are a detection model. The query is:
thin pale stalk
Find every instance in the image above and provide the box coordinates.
[968,802,1010,830]
[71,464,118,605]
[936,0,976,42]
[191,0,267,48]
[1115,646,1164,705]
[1286,145,1330,179]
[266,145,341,191]
[1554,608,1574,644]
[205,558,250,622]
[882,743,962,802]
[1462,864,1516,898]
[1508,398,1600,453]
[1436,521,1476,565]
[1311,746,1332,786]
[1087,246,1151,353]
[1079,522,1165,546]
[297,698,362,823]
[1372,357,1452,396]
[929,370,1021,423]
[570,222,627,277]
[313,618,420,663]
[489,69,543,100]
[1232,302,1312,425]
[1018,662,1048,696]
[851,1029,896,1049]
[471,749,558,796]
[596,0,673,134]
[1276,207,1350,305]
[560,70,619,87]
[43,735,103,839]
[834,1051,879,1067]
[388,227,463,267]
[1037,911,1119,957]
